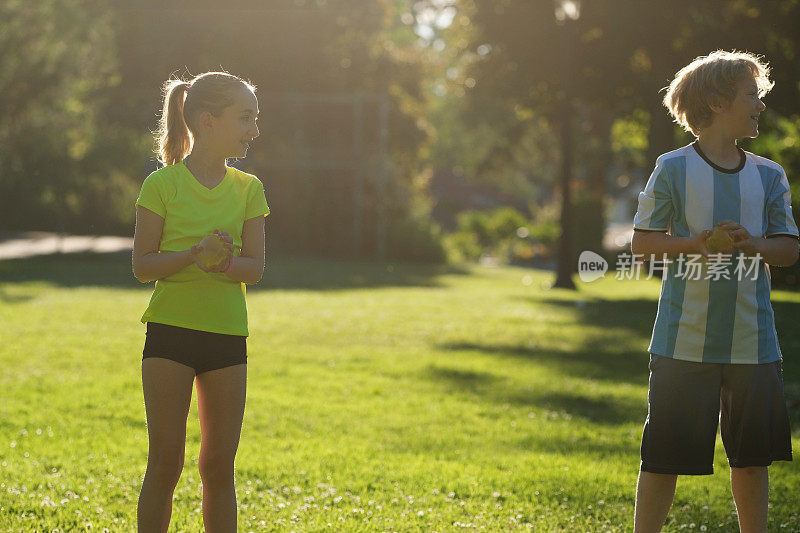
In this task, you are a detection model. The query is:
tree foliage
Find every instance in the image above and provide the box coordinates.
[0,0,120,232]
[1,0,448,260]
[451,0,800,267]
[5,0,800,268]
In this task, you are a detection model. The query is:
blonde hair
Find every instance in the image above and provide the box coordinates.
[662,50,773,136]
[156,71,256,166]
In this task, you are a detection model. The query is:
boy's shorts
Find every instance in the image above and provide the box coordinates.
[142,322,247,375]
[640,354,792,475]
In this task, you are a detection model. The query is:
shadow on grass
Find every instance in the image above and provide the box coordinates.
[435,295,800,429]
[437,342,650,386]
[425,364,500,391]
[524,296,800,385]
[534,297,658,335]
[512,430,641,459]
[0,252,143,293]
[0,286,36,303]
[504,389,646,426]
[0,253,465,295]
[425,359,646,426]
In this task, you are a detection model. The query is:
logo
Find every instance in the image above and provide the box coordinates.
[578,251,608,282]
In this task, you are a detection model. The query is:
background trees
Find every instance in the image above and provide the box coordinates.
[3,0,800,271]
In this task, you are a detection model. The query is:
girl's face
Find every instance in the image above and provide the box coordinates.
[211,86,260,158]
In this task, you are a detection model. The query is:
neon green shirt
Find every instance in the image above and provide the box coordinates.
[136,161,270,336]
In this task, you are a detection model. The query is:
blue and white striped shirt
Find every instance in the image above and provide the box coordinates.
[634,143,798,364]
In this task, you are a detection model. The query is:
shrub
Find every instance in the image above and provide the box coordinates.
[445,207,553,264]
[388,217,447,263]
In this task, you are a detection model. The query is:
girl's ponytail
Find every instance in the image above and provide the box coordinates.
[154,72,256,166]
[156,80,192,166]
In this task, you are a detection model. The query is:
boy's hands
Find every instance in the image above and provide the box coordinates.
[692,230,712,257]
[190,229,235,273]
[717,220,761,256]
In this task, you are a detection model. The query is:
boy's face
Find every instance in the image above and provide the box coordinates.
[715,76,766,139]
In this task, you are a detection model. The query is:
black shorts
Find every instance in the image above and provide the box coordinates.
[142,322,247,375]
[641,354,792,475]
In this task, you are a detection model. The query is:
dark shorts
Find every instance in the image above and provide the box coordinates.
[641,354,792,475]
[142,322,247,375]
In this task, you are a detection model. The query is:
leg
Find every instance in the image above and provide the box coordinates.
[634,471,677,533]
[721,362,791,533]
[636,355,721,533]
[137,358,195,533]
[730,466,768,533]
[195,364,247,533]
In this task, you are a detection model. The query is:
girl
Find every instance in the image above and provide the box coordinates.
[132,71,268,532]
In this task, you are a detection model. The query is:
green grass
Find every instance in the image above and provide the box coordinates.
[1,254,799,532]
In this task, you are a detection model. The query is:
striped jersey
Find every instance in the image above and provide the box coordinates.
[634,142,798,364]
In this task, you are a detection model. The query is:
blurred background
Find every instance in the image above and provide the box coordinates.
[3,0,800,286]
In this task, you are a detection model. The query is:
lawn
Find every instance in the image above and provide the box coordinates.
[1,253,799,532]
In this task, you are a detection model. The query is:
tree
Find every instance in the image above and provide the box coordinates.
[454,0,800,281]
[0,0,119,233]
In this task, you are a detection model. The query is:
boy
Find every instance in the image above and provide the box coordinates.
[631,50,799,532]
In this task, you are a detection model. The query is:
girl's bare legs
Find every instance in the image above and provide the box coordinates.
[138,358,195,532]
[195,364,247,533]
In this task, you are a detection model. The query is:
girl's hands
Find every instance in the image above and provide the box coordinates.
[190,229,235,273]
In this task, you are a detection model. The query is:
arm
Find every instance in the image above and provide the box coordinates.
[630,229,709,259]
[717,220,799,266]
[752,236,799,266]
[132,206,196,283]
[632,157,700,259]
[224,214,265,285]
[740,168,800,267]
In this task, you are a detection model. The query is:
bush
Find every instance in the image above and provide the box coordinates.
[528,220,560,250]
[445,207,553,264]
[456,211,494,248]
[488,207,529,242]
[387,217,447,263]
[443,231,483,262]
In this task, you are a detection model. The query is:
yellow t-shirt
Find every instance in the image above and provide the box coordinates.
[136,161,270,336]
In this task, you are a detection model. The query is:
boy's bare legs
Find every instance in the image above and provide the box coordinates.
[138,358,195,532]
[196,363,247,533]
[634,471,677,533]
[731,466,768,533]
